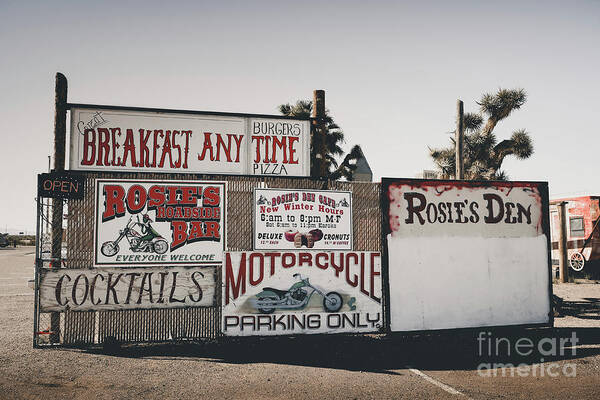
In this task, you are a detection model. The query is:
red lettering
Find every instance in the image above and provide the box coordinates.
[126,185,147,213]
[182,130,192,168]
[272,136,287,163]
[147,185,165,208]
[203,187,220,206]
[97,128,111,166]
[298,252,312,267]
[288,136,299,164]
[204,221,220,239]
[198,132,214,161]
[81,129,96,165]
[172,130,182,168]
[151,130,162,167]
[249,253,264,286]
[252,135,265,163]
[345,252,359,287]
[109,128,121,166]
[170,221,187,250]
[225,253,246,304]
[121,129,138,167]
[139,129,151,167]
[180,186,198,205]
[102,185,126,221]
[159,130,174,168]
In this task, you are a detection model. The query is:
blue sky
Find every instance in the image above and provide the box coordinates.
[1,0,598,232]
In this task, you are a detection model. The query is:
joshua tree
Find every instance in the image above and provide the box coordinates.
[279,100,362,180]
[430,88,533,180]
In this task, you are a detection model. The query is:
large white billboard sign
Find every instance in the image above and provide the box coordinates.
[254,188,352,250]
[70,108,310,176]
[383,179,552,332]
[222,251,382,336]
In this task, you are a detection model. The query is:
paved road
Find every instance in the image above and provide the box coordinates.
[0,247,599,399]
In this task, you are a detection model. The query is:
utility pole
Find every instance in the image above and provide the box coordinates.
[557,202,569,283]
[46,156,50,233]
[50,72,67,343]
[455,99,464,180]
[312,90,326,178]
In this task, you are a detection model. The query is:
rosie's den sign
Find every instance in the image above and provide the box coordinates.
[382,179,551,333]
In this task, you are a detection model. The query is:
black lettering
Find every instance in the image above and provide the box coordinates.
[55,274,71,306]
[484,193,504,223]
[469,201,480,223]
[105,273,123,304]
[169,272,186,303]
[404,192,426,225]
[189,271,204,302]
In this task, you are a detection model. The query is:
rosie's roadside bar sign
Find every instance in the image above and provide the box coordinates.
[254,188,352,250]
[95,179,226,267]
[69,107,310,176]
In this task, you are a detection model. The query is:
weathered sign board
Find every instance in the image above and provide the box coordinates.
[382,179,552,332]
[94,179,226,267]
[222,251,382,336]
[39,266,216,312]
[69,107,310,176]
[37,171,85,199]
[254,188,352,250]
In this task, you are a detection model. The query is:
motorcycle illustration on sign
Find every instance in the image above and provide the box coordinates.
[100,214,168,257]
[253,273,343,314]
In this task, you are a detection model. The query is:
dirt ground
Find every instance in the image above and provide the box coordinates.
[0,247,599,399]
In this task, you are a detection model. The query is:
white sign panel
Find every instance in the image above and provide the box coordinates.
[40,266,216,312]
[383,179,551,332]
[222,251,383,336]
[95,179,226,267]
[69,108,310,176]
[254,188,352,250]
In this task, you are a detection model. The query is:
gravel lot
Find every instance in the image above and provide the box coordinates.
[0,247,598,399]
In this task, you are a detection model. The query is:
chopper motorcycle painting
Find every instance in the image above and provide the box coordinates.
[100,214,169,257]
[253,273,344,314]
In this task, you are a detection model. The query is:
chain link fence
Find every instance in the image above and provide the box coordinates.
[34,173,382,347]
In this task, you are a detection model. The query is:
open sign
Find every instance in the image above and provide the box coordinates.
[37,172,85,199]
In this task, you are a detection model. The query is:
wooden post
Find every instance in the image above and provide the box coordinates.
[312,90,326,178]
[46,156,50,233]
[557,201,569,283]
[455,99,464,179]
[50,72,67,343]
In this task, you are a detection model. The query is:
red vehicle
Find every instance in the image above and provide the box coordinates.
[550,196,600,271]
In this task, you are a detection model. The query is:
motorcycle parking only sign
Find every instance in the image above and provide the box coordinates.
[222,251,382,336]
[254,188,352,250]
[94,179,226,266]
